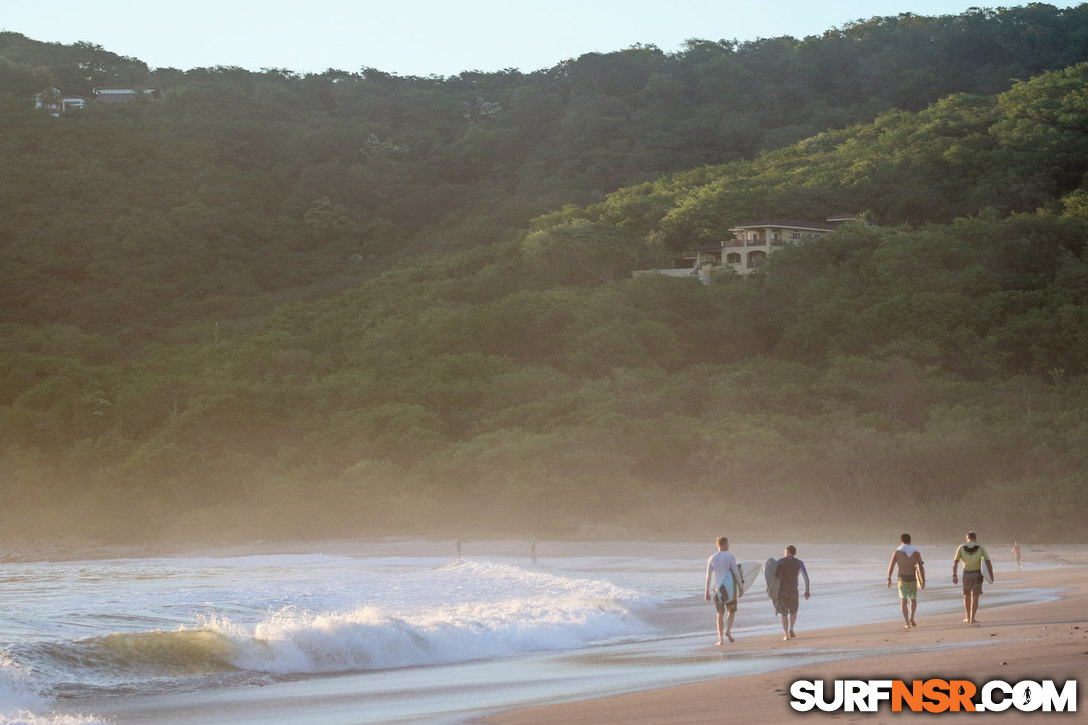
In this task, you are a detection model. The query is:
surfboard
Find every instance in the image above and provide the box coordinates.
[717,569,737,604]
[982,558,994,583]
[735,560,762,598]
[716,560,762,604]
[764,557,780,613]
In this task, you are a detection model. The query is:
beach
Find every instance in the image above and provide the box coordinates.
[476,563,1087,724]
[4,539,1081,725]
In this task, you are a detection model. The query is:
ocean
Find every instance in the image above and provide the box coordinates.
[0,540,1061,724]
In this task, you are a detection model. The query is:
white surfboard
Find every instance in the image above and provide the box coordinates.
[736,560,762,598]
[982,558,994,583]
[716,560,763,604]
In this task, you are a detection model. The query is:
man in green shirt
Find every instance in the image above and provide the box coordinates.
[952,531,993,624]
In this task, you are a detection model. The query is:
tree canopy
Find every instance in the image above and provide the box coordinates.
[2,6,1088,547]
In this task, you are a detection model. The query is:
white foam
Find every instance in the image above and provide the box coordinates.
[208,560,656,674]
[0,654,107,725]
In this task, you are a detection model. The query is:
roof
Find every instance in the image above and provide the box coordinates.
[93,88,156,104]
[729,220,836,232]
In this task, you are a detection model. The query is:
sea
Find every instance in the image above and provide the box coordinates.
[0,540,1066,725]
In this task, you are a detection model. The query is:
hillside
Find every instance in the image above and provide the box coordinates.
[1,7,1087,546]
[3,5,1088,344]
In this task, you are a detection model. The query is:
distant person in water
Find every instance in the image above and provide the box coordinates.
[887,533,925,628]
[705,536,742,645]
[953,531,992,624]
[1012,541,1022,570]
[774,545,810,640]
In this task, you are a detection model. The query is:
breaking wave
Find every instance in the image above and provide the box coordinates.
[7,560,655,696]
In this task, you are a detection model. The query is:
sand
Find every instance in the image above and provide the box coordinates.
[475,564,1087,724]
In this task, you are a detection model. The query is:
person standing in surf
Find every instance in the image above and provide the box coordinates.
[887,533,925,628]
[705,536,742,645]
[774,545,810,640]
[952,531,993,624]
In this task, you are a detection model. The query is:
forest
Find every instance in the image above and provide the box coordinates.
[1,4,1088,547]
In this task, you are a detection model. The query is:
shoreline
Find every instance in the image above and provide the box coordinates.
[474,565,1087,723]
[4,537,1076,565]
[29,541,1082,725]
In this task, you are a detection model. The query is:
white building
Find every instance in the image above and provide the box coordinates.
[637,217,846,282]
[720,219,837,273]
[34,88,87,116]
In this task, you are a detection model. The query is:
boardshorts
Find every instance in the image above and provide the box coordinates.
[962,569,984,595]
[714,588,738,614]
[897,577,918,600]
[777,590,800,615]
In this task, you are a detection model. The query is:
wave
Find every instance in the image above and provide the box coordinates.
[0,652,109,725]
[34,629,240,677]
[217,561,656,675]
[7,560,656,694]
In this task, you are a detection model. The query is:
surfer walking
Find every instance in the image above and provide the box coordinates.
[774,545,810,640]
[952,531,993,624]
[705,536,742,645]
[887,533,925,628]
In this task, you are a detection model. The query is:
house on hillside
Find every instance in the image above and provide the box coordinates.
[721,219,837,272]
[636,216,849,282]
[34,88,87,116]
[34,87,159,115]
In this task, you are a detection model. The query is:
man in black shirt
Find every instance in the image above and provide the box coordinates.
[775,545,811,641]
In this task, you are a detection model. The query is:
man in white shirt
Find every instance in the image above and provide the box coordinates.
[705,536,742,645]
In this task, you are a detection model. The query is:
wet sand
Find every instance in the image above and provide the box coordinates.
[475,564,1087,724]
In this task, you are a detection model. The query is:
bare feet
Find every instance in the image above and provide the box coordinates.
[789,631,796,638]
[716,638,723,646]
[726,633,735,643]
[910,619,917,627]
[782,635,789,641]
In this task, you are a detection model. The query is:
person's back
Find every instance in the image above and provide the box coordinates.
[955,540,988,571]
[892,547,922,574]
[708,548,738,588]
[776,555,804,593]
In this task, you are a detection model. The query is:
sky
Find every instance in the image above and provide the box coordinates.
[2,1,1073,78]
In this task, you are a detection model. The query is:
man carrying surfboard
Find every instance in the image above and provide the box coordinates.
[705,536,742,645]
[952,531,993,624]
[887,533,925,629]
[774,545,810,640]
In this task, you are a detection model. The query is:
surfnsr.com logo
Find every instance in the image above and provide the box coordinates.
[790,679,1077,713]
